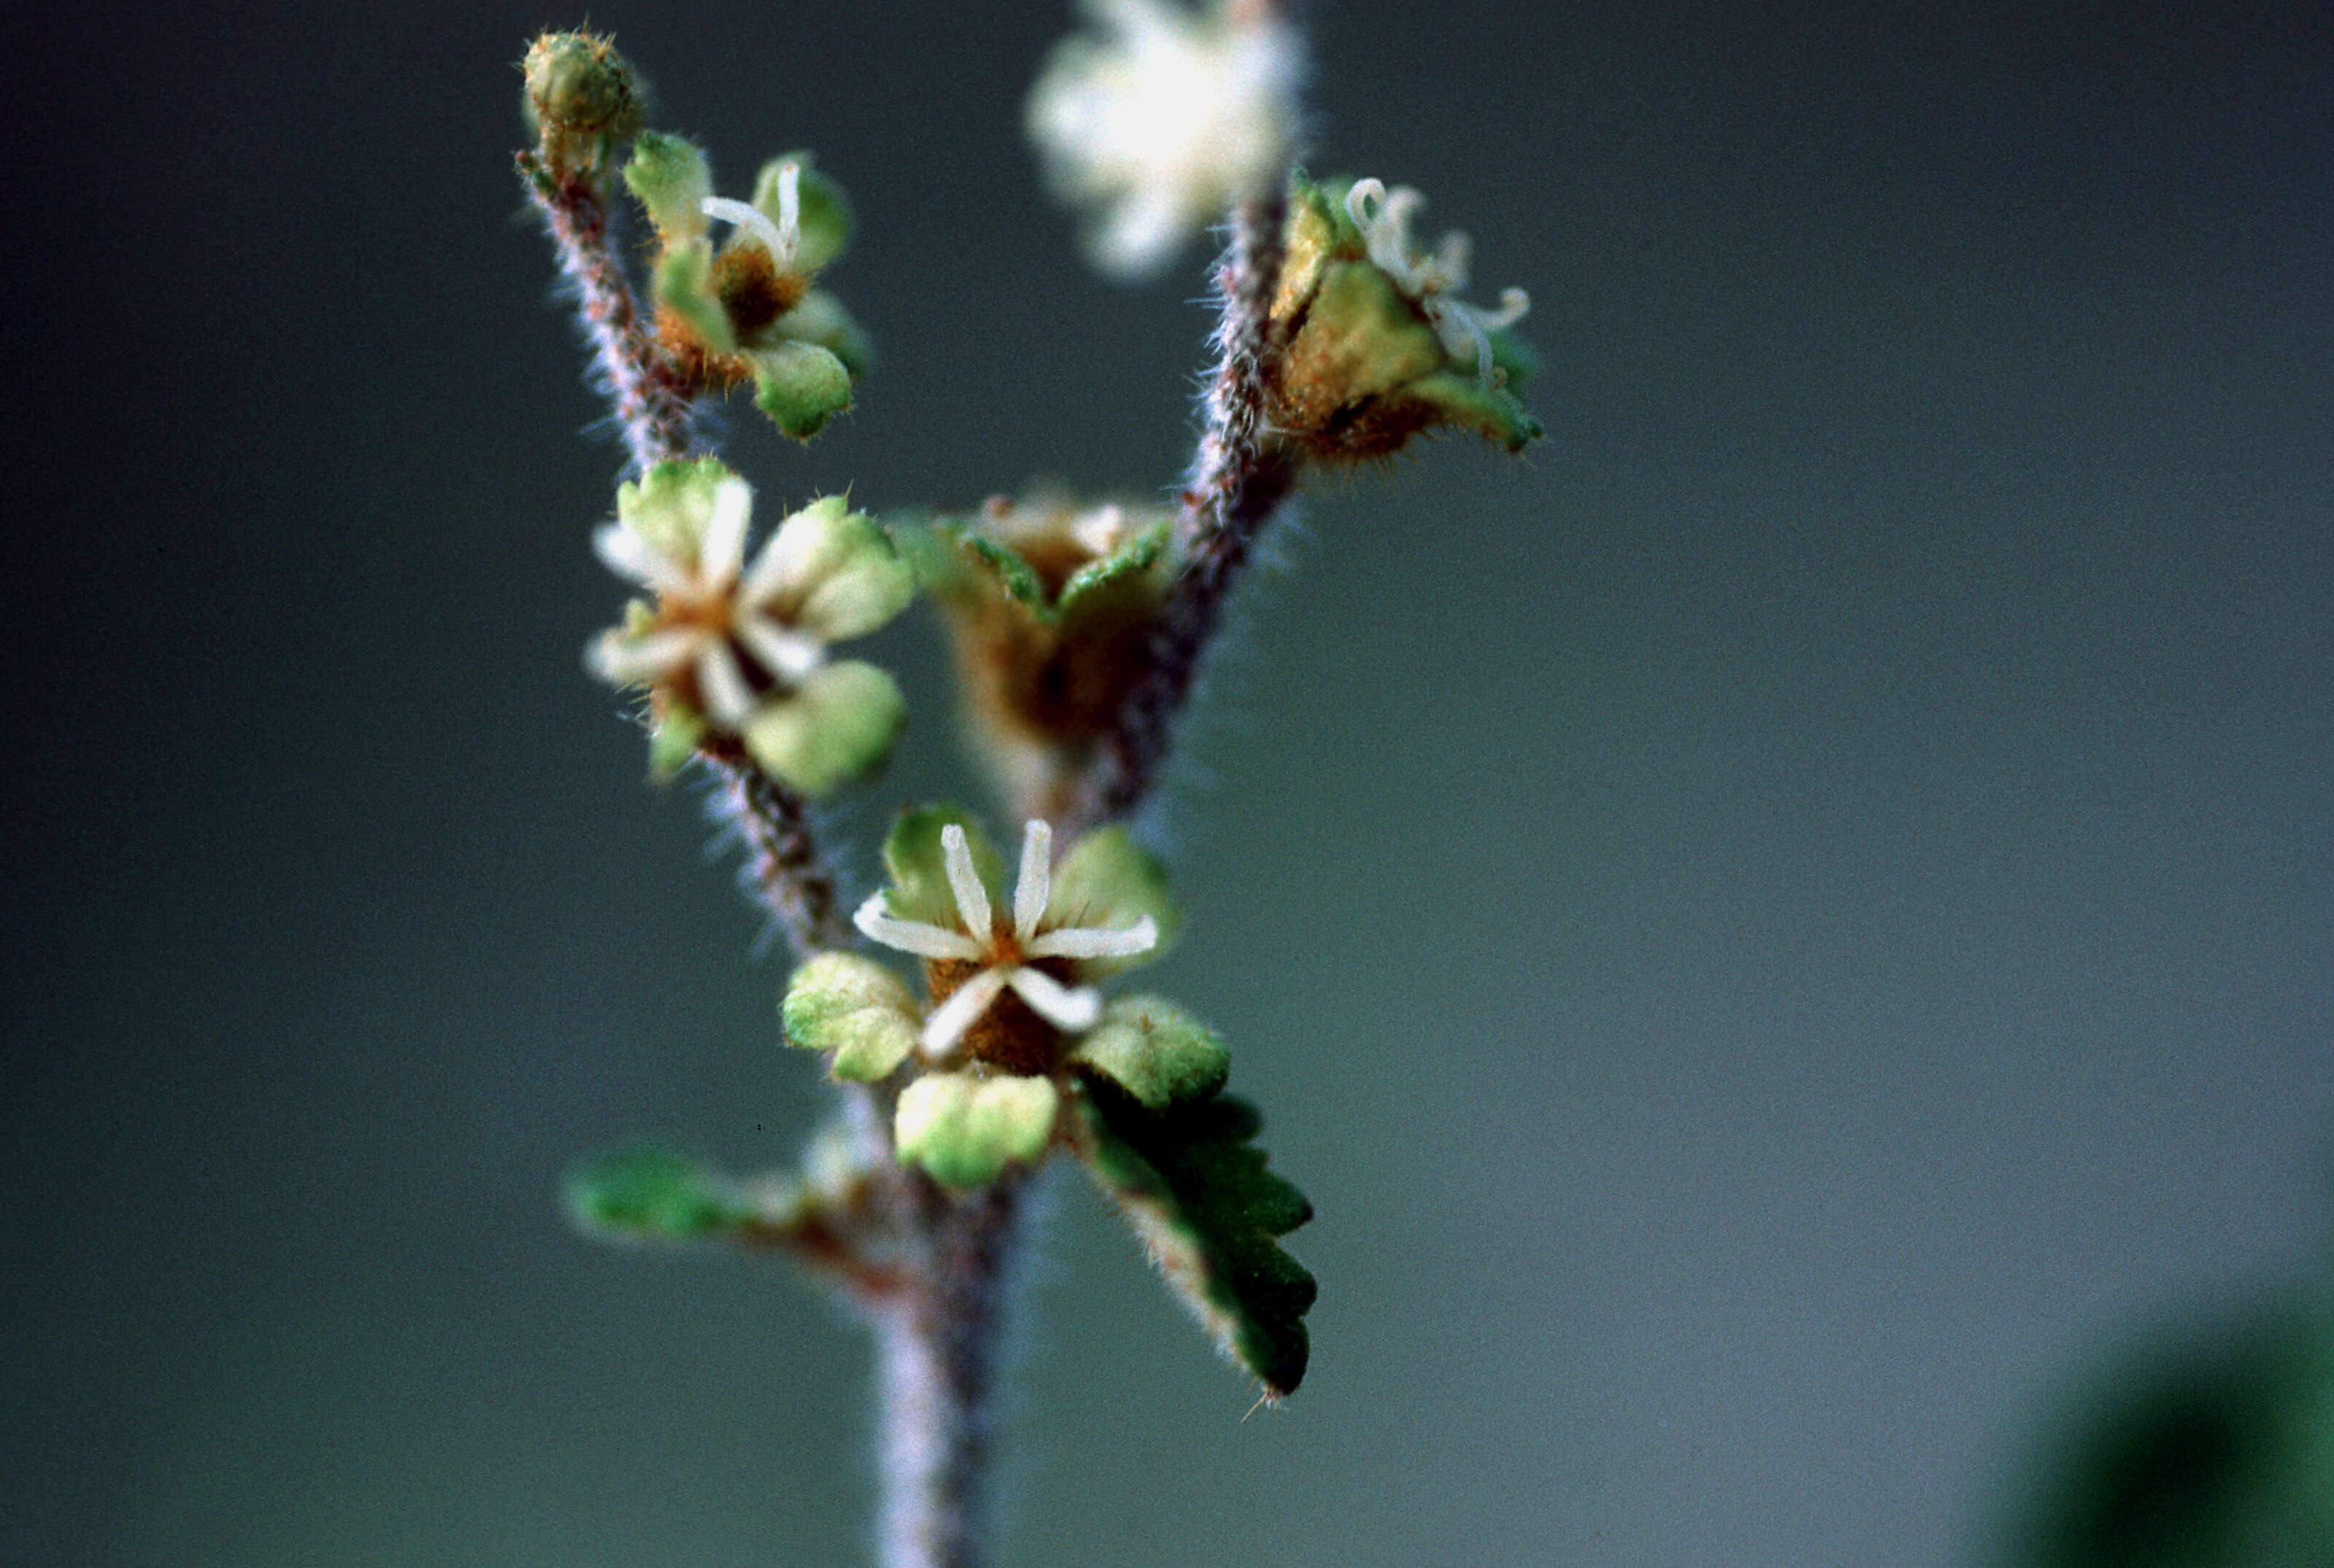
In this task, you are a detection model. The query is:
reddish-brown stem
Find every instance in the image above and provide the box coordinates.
[518,155,699,474]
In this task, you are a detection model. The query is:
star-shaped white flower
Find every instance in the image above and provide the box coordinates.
[1345,178,1530,389]
[855,820,1160,1058]
[1027,0,1303,280]
[589,473,832,729]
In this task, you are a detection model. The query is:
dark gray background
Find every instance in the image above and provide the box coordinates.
[5,2,2330,1564]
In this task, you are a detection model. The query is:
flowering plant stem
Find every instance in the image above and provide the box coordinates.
[1066,191,1298,837]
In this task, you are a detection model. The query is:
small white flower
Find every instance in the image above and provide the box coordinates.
[589,473,829,729]
[1027,0,1303,280]
[1345,178,1530,389]
[856,820,1159,1058]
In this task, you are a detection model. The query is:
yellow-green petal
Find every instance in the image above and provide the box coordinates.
[740,660,904,797]
[896,1072,1061,1188]
[1069,997,1228,1109]
[782,952,920,1081]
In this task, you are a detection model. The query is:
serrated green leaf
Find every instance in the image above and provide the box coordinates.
[566,1145,742,1241]
[1075,1082,1316,1399]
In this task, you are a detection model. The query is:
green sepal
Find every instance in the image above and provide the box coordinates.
[1068,997,1228,1109]
[1407,368,1545,454]
[880,806,1004,928]
[1047,826,1178,977]
[750,341,853,440]
[1074,1080,1316,1399]
[764,290,872,379]
[741,659,904,797]
[782,952,920,1081]
[652,240,735,354]
[895,1072,1061,1188]
[617,457,732,564]
[752,152,852,274]
[961,533,1049,613]
[647,701,707,777]
[623,131,713,244]
[567,1144,743,1241]
[1054,521,1169,626]
[764,497,915,642]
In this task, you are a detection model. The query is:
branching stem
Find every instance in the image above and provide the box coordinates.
[1065,190,1300,835]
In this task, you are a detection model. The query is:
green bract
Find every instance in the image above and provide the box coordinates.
[622,131,715,243]
[1267,174,1540,460]
[588,459,915,795]
[782,952,920,1082]
[905,496,1175,818]
[1069,997,1228,1109]
[895,1072,1061,1188]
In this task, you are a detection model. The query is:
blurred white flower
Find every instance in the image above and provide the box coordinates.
[1027,0,1303,280]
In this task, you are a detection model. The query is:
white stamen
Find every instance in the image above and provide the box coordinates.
[1005,967,1102,1032]
[853,895,985,961]
[921,968,1009,1057]
[1025,915,1159,961]
[593,523,690,597]
[941,825,995,938]
[589,626,705,685]
[694,640,757,728]
[697,477,753,583]
[1013,820,1053,938]
[732,614,826,683]
[699,195,791,267]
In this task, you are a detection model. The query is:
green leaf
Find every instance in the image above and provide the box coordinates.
[1074,1081,1316,1399]
[782,952,920,1081]
[880,805,1004,928]
[1068,996,1228,1109]
[566,1145,743,1241]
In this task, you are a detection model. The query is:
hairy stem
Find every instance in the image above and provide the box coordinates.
[520,153,856,961]
[875,1175,1027,1568]
[702,742,856,956]
[518,156,698,474]
[1064,190,1300,834]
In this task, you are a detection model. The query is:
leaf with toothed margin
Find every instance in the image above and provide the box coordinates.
[1073,1078,1316,1400]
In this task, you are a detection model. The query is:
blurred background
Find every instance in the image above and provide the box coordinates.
[4,2,2330,1564]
